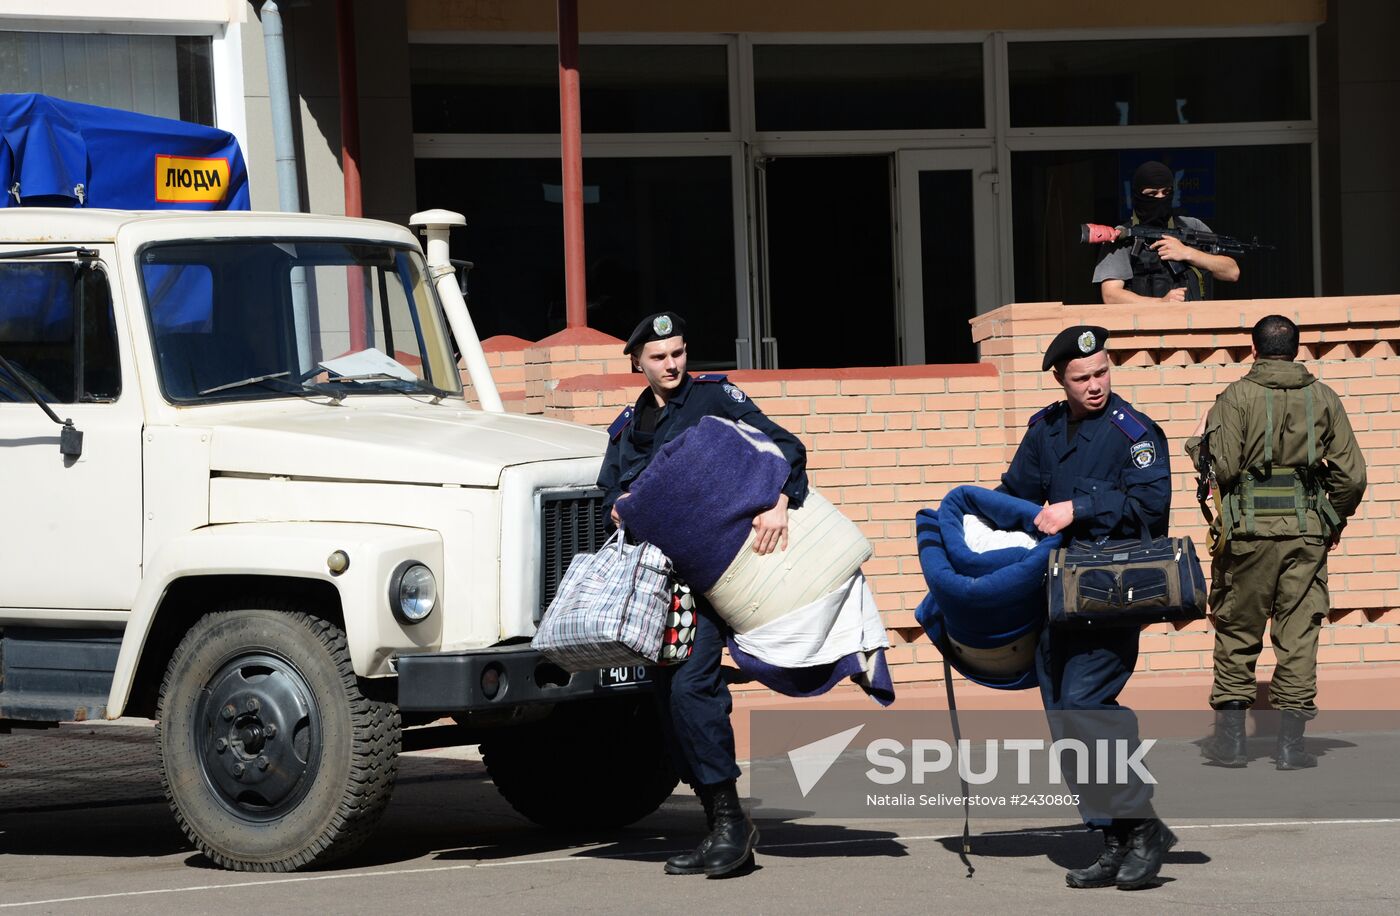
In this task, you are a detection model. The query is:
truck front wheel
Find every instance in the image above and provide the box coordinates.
[482,696,678,830]
[155,607,400,872]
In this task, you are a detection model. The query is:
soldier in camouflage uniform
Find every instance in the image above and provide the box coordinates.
[1186,315,1366,769]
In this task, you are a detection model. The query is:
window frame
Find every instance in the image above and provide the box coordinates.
[135,238,460,406]
[0,18,247,180]
[0,255,123,406]
[409,22,1322,371]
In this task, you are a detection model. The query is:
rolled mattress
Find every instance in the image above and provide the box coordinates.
[915,485,1063,690]
[705,489,872,633]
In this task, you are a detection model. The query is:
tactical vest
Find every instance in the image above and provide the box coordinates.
[1218,383,1342,541]
[1124,215,1213,301]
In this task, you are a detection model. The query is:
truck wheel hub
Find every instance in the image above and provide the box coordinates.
[195,652,322,820]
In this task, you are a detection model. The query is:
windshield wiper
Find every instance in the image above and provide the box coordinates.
[322,372,453,399]
[200,371,291,396]
[0,245,99,261]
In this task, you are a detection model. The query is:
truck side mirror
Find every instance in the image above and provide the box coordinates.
[60,420,84,459]
[0,353,84,460]
[450,259,474,301]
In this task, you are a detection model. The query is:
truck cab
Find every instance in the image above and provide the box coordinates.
[0,207,674,871]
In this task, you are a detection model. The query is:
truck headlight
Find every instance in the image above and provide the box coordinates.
[389,561,437,624]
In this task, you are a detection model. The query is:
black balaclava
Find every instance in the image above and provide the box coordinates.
[1131,160,1175,227]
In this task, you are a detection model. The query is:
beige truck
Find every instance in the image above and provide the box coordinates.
[0,207,674,870]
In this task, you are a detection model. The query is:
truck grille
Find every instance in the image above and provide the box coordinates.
[538,488,608,621]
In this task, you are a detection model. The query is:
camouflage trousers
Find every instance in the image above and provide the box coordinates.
[1208,536,1330,715]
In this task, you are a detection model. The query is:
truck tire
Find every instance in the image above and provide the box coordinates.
[154,607,400,871]
[482,697,678,830]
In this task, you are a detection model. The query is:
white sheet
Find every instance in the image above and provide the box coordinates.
[962,513,1040,553]
[729,572,889,669]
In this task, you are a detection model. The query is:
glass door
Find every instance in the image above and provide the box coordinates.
[751,154,898,369]
[896,148,999,364]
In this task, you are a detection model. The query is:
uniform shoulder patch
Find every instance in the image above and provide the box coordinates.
[720,382,747,403]
[693,373,728,383]
[1129,440,1157,468]
[1028,402,1061,427]
[1109,407,1148,441]
[607,406,634,441]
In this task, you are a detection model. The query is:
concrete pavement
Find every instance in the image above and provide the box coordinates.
[2,719,1398,914]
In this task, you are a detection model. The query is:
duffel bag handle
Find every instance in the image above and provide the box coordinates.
[1127,501,1155,549]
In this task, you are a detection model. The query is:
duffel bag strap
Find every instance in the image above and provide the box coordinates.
[943,655,975,878]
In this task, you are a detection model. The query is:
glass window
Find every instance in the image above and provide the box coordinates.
[1011,145,1313,305]
[414,156,739,368]
[0,31,215,125]
[410,44,729,133]
[141,242,459,403]
[1009,37,1310,127]
[0,261,120,404]
[753,44,983,131]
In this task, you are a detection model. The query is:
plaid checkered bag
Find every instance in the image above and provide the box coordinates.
[531,527,673,671]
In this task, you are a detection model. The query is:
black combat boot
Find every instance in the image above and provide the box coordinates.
[664,785,717,875]
[1274,709,1318,770]
[1114,817,1178,890]
[1200,700,1249,767]
[1064,825,1129,889]
[700,780,758,877]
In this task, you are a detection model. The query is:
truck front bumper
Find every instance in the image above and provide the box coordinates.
[394,645,655,713]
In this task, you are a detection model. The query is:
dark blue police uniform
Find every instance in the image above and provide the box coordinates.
[998,391,1171,826]
[598,372,808,788]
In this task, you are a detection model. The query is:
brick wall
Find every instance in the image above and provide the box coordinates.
[971,296,1400,678]
[463,295,1400,688]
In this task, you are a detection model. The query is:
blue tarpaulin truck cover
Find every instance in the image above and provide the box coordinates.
[0,93,249,210]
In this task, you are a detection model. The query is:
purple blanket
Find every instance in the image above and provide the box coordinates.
[727,640,895,707]
[614,416,788,592]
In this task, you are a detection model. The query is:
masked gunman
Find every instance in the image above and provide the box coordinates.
[1094,160,1240,304]
[1186,315,1366,769]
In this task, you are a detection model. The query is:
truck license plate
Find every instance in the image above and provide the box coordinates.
[598,665,651,688]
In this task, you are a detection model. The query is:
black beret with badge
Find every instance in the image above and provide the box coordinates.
[623,311,687,355]
[1042,324,1109,372]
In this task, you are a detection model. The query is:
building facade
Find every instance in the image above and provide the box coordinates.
[3,1,1398,692]
[399,1,1398,371]
[2,1,1396,368]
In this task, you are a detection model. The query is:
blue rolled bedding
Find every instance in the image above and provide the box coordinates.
[915,485,1063,690]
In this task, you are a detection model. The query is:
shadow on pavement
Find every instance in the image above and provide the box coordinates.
[4,726,906,873]
[934,823,1211,876]
[1189,734,1356,767]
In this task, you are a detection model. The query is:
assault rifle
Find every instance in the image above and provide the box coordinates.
[1194,430,1226,557]
[1080,222,1274,257]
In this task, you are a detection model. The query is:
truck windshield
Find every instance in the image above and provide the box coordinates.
[139,239,462,402]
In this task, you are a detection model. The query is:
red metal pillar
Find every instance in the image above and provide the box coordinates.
[337,0,368,348]
[557,0,588,328]
[336,0,363,219]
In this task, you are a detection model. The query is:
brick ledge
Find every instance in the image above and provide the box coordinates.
[555,364,997,393]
